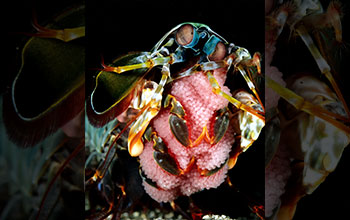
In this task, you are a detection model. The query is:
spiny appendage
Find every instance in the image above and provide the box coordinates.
[29,11,85,42]
[101,54,175,74]
[226,47,264,112]
[266,1,295,43]
[295,25,350,119]
[144,127,195,176]
[87,122,126,184]
[206,70,264,121]
[128,67,170,157]
[297,0,342,43]
[234,91,265,152]
[266,76,350,134]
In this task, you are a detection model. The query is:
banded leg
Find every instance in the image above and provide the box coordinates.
[128,64,170,157]
[266,76,350,134]
[30,11,85,42]
[229,47,264,111]
[206,70,264,152]
[237,66,264,112]
[102,53,179,74]
[296,25,350,119]
[169,59,227,82]
[88,117,138,183]
[234,91,265,151]
[206,70,265,121]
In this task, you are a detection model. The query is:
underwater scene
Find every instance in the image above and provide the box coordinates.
[1,0,349,219]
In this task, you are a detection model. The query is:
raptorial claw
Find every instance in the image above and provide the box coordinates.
[146,128,182,176]
[166,94,229,147]
[164,94,186,117]
[206,70,265,120]
[252,52,261,74]
[228,154,239,170]
[128,130,146,157]
[128,103,159,157]
[128,70,170,157]
[153,151,182,176]
[212,107,230,145]
[165,94,191,147]
[169,114,191,147]
[234,91,265,151]
[199,159,228,176]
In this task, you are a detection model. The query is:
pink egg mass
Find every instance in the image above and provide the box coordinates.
[139,68,235,202]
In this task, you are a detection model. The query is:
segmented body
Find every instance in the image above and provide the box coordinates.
[87,23,264,215]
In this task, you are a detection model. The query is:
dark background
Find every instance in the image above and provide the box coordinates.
[86,0,265,219]
[6,0,349,219]
[4,0,85,94]
[4,0,265,218]
[270,0,350,219]
[86,0,265,93]
[3,0,85,219]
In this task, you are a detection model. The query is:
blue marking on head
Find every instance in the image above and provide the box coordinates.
[203,35,221,56]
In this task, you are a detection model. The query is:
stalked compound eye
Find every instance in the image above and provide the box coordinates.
[175,24,199,48]
[208,41,226,61]
[203,35,226,61]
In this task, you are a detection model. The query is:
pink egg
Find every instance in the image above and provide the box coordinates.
[139,68,235,202]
